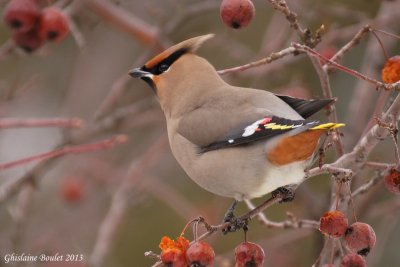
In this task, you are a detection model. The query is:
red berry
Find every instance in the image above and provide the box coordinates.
[159,236,190,267]
[3,0,40,33]
[12,28,44,52]
[384,167,400,195]
[344,222,376,256]
[340,253,366,267]
[59,179,84,203]
[161,249,187,267]
[39,7,69,42]
[319,210,349,238]
[235,242,265,267]
[220,0,255,29]
[382,55,400,83]
[185,241,215,267]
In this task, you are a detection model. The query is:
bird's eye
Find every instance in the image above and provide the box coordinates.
[158,64,169,73]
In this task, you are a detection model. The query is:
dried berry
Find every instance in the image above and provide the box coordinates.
[60,179,84,203]
[340,253,366,267]
[344,222,376,256]
[235,242,265,267]
[319,210,349,238]
[384,167,400,195]
[382,55,400,83]
[12,28,44,52]
[39,7,69,42]
[160,236,190,267]
[161,249,187,267]
[220,0,255,29]
[186,241,215,267]
[3,0,40,33]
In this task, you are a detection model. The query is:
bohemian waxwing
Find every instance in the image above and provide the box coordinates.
[129,34,343,203]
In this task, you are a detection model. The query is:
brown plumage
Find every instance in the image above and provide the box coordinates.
[267,130,324,165]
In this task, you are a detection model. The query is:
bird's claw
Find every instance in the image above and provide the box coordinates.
[222,214,249,234]
[272,186,296,202]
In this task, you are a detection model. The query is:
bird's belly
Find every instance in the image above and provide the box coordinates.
[192,153,306,200]
[247,160,307,199]
[170,136,307,200]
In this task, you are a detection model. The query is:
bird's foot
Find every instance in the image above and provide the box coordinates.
[221,200,249,234]
[222,214,249,234]
[272,186,296,203]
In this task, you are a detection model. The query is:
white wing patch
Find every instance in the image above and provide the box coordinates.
[242,119,266,137]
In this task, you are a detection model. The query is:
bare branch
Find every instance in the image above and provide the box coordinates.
[244,199,319,229]
[266,0,322,47]
[84,0,163,47]
[0,135,127,171]
[0,117,83,129]
[89,135,168,267]
[217,46,296,75]
[323,25,371,71]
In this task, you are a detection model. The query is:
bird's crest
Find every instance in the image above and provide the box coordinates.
[143,34,214,70]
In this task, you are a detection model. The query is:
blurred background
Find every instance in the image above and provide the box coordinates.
[0,0,400,266]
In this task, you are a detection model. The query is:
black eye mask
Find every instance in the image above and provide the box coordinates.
[141,48,188,75]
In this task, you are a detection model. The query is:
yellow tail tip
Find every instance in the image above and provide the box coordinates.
[311,123,345,130]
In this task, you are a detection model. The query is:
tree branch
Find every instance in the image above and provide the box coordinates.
[0,135,127,171]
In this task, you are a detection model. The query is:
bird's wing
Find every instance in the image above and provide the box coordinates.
[177,105,321,151]
[176,89,307,149]
[199,116,320,153]
[274,95,335,119]
[176,87,340,151]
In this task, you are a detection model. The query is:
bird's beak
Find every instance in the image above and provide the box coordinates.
[129,68,151,78]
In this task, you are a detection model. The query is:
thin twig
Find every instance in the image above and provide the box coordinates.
[344,2,400,149]
[84,0,163,48]
[308,54,345,156]
[217,46,296,75]
[244,199,319,229]
[0,135,127,171]
[89,135,168,267]
[334,93,400,170]
[266,0,322,47]
[150,194,284,267]
[0,117,83,129]
[323,25,371,71]
[365,162,395,170]
[140,175,199,221]
[372,28,400,42]
[0,99,158,204]
[93,50,159,120]
[293,43,388,90]
[351,175,382,198]
[305,164,353,179]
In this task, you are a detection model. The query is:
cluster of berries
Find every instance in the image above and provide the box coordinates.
[319,210,376,267]
[159,236,264,267]
[3,0,69,52]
